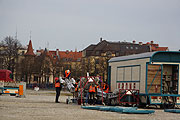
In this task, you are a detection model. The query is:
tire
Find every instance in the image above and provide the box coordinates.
[163,103,175,109]
[10,94,16,96]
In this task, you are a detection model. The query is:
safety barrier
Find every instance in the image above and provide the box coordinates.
[118,89,139,105]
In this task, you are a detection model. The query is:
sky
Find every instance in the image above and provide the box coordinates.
[0,0,180,51]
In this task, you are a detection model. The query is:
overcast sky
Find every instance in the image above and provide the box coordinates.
[0,0,180,51]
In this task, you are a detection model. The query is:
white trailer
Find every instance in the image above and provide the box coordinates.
[108,51,180,108]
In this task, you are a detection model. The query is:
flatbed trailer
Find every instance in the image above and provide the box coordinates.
[0,69,26,97]
[108,51,180,108]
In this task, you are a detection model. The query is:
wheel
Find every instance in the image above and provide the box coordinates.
[10,94,16,96]
[163,103,175,109]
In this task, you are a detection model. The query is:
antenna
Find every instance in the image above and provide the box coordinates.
[47,41,49,49]
[30,31,32,40]
[15,26,18,40]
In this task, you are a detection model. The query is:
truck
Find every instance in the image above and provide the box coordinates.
[0,69,26,97]
[108,51,180,108]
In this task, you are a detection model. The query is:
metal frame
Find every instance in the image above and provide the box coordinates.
[80,76,104,105]
[145,63,180,105]
[118,88,139,105]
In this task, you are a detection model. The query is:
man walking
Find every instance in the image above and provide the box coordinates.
[55,77,61,103]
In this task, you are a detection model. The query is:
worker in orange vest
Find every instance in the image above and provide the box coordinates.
[103,82,109,93]
[64,70,71,79]
[89,83,96,105]
[74,79,80,97]
[75,81,79,92]
[55,77,61,103]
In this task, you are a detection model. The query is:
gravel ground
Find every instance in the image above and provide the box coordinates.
[0,90,180,120]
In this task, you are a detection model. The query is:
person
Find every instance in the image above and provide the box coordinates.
[103,82,109,93]
[55,77,61,103]
[64,70,71,79]
[88,83,96,105]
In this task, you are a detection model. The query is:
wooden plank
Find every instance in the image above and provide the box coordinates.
[148,71,161,75]
[147,86,161,93]
[147,64,162,94]
[147,78,161,84]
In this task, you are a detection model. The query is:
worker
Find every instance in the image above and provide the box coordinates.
[75,80,79,92]
[89,83,96,105]
[103,82,109,93]
[74,79,79,98]
[64,70,71,79]
[55,77,61,103]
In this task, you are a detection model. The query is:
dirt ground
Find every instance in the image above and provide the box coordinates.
[0,90,180,120]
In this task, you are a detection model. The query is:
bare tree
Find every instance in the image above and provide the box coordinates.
[51,57,63,83]
[34,50,53,87]
[0,36,22,79]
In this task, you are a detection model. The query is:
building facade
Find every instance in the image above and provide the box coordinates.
[82,39,168,81]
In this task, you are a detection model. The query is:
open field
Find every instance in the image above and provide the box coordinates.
[0,90,180,120]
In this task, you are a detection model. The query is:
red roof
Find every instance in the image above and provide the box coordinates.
[25,40,35,56]
[48,50,82,62]
[143,41,168,52]
[58,50,82,61]
[152,46,168,51]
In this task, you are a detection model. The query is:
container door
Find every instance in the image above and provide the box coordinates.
[146,64,162,94]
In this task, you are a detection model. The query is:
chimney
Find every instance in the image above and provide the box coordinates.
[56,49,59,55]
[100,37,103,42]
[66,50,69,54]
[151,41,154,44]
[132,40,136,44]
[139,42,142,45]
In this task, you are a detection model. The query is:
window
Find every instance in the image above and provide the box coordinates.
[9,73,13,80]
[117,68,124,81]
[135,47,138,49]
[77,58,81,62]
[116,52,119,56]
[132,66,140,81]
[116,65,140,90]
[124,67,131,81]
[22,51,25,55]
[106,51,112,56]
[96,51,100,55]
[46,77,49,83]
[0,58,3,64]
[95,59,99,64]
[34,76,38,82]
[126,46,129,49]
[131,46,133,49]
[117,65,140,82]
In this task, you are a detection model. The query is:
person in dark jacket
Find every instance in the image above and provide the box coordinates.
[55,77,61,103]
